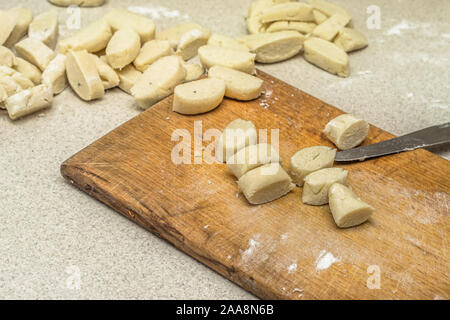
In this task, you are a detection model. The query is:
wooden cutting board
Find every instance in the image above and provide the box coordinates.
[61,70,449,300]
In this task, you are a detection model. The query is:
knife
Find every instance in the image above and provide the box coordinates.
[335,122,450,162]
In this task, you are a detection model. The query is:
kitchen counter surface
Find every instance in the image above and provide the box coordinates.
[0,0,448,299]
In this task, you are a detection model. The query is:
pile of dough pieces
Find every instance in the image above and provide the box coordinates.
[219,113,373,228]
[245,0,368,77]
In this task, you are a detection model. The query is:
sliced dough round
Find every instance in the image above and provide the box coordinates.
[198,45,256,74]
[303,37,349,77]
[155,23,202,49]
[4,7,33,48]
[116,64,142,94]
[105,9,156,43]
[208,65,263,101]
[48,0,105,7]
[260,2,315,23]
[15,38,55,71]
[28,10,59,49]
[323,114,369,150]
[65,50,104,101]
[207,34,249,52]
[6,84,53,120]
[90,54,119,90]
[183,62,204,82]
[42,53,67,94]
[0,10,15,46]
[13,58,41,85]
[266,21,316,34]
[216,118,257,163]
[302,167,348,205]
[106,28,141,69]
[0,46,17,67]
[176,28,211,61]
[172,78,225,115]
[133,40,174,72]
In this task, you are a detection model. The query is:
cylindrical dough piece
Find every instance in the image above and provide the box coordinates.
[28,10,59,49]
[183,62,204,82]
[172,78,225,115]
[289,146,336,186]
[266,21,317,34]
[90,54,119,90]
[208,65,263,101]
[48,0,105,7]
[328,183,374,228]
[15,38,55,72]
[303,37,349,77]
[13,57,42,85]
[216,118,257,163]
[0,10,15,46]
[106,28,141,69]
[105,9,156,43]
[0,66,34,90]
[156,23,203,49]
[6,84,53,120]
[302,167,347,205]
[198,45,256,74]
[260,2,315,23]
[238,163,295,205]
[227,143,280,178]
[311,13,350,42]
[323,114,369,150]
[333,27,368,53]
[133,40,174,72]
[4,7,33,48]
[207,34,249,52]
[176,28,211,61]
[0,46,17,67]
[42,53,67,95]
[116,64,142,94]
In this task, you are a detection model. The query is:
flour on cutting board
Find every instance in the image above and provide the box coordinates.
[315,250,340,271]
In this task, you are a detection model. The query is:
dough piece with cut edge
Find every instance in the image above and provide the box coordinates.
[334,27,368,52]
[105,9,156,43]
[90,54,119,90]
[15,38,55,71]
[133,40,174,72]
[266,21,317,34]
[289,146,336,186]
[0,10,15,46]
[238,163,295,205]
[260,2,315,23]
[208,65,263,101]
[116,64,142,94]
[323,114,369,150]
[311,13,351,41]
[303,37,349,77]
[302,167,348,205]
[306,0,352,21]
[13,58,42,85]
[172,78,225,115]
[0,66,34,109]
[328,183,374,228]
[42,53,67,95]
[312,9,327,24]
[207,34,249,52]
[5,84,53,120]
[4,7,33,48]
[106,28,141,69]
[156,23,202,49]
[65,50,104,101]
[48,0,105,7]
[216,118,257,163]
[182,62,204,82]
[227,143,280,179]
[0,46,17,67]
[198,45,256,74]
[0,66,34,89]
[28,10,59,49]
[176,28,211,61]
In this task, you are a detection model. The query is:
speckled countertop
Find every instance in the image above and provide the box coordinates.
[0,0,448,299]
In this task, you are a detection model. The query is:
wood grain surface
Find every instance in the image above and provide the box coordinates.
[61,70,449,300]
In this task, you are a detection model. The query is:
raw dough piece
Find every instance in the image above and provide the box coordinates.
[237,31,304,63]
[183,62,204,82]
[105,9,156,43]
[323,114,369,150]
[247,0,289,18]
[106,28,140,70]
[312,13,350,41]
[58,19,112,54]
[131,55,186,109]
[15,38,55,71]
[302,167,347,205]
[6,84,53,120]
[48,0,105,7]
[176,28,211,61]
[238,163,295,205]
[133,40,174,72]
[0,10,15,46]
[216,118,257,163]
[65,50,104,101]
[312,9,327,24]
[155,23,202,49]
[172,78,225,115]
[246,16,267,35]
[334,28,368,52]
[260,2,315,23]
[266,21,317,34]
[42,53,67,94]
[289,146,336,186]
[0,66,34,108]
[208,65,263,100]
[328,183,374,228]
[28,10,59,49]
[116,64,142,94]
[90,54,119,90]
[303,37,349,77]
[227,143,280,178]
[4,7,33,48]
[207,34,249,52]
[0,46,17,67]
[198,45,256,74]
[13,58,42,85]
[306,0,351,21]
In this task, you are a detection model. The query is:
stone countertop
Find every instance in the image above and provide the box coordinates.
[0,0,448,299]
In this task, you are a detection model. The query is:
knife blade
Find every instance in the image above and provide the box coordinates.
[335,122,450,162]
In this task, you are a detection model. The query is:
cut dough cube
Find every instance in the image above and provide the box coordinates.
[227,143,280,178]
[183,62,204,82]
[116,64,142,94]
[172,78,225,115]
[0,10,15,46]
[176,28,211,61]
[48,0,105,6]
[266,21,317,34]
[312,13,350,41]
[208,65,263,101]
[4,7,33,48]
[323,114,369,150]
[155,23,202,49]
[65,50,104,101]
[237,31,304,63]
[42,53,67,94]
[90,54,119,90]
[216,118,257,163]
[334,28,368,52]
[306,0,352,21]
[207,34,249,52]
[28,10,59,49]
[312,9,328,24]
[328,183,374,228]
[260,2,315,23]
[198,45,256,74]
[289,146,336,186]
[15,38,55,71]
[0,46,17,67]
[58,19,112,53]
[13,58,42,85]
[106,28,141,70]
[238,163,295,205]
[6,84,53,120]
[303,37,349,77]
[302,167,348,205]
[105,9,156,43]
[131,55,186,109]
[133,40,174,72]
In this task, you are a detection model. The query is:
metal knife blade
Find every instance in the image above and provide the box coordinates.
[335,122,450,162]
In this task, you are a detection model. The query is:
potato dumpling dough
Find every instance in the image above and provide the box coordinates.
[198,45,256,74]
[6,84,53,120]
[260,2,315,23]
[0,66,34,109]
[173,78,225,115]
[207,34,249,52]
[0,46,17,67]
[289,146,336,186]
[106,28,141,69]
[227,143,280,179]
[42,53,67,94]
[208,65,263,101]
[116,64,142,94]
[131,55,186,109]
[302,167,347,205]
[328,183,374,228]
[13,57,42,85]
[48,0,105,7]
[0,66,34,90]
[182,62,204,82]
[312,13,350,41]
[90,54,119,90]
[156,23,202,49]
[303,37,349,77]
[15,38,55,72]
[29,10,59,49]
[306,0,352,21]
[266,21,317,34]
[312,9,327,24]
[0,10,15,46]
[133,40,174,72]
[66,50,104,101]
[334,27,368,52]
[238,163,295,205]
[4,7,33,48]
[105,9,156,43]
[323,114,370,150]
[176,28,211,61]
[216,118,257,163]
